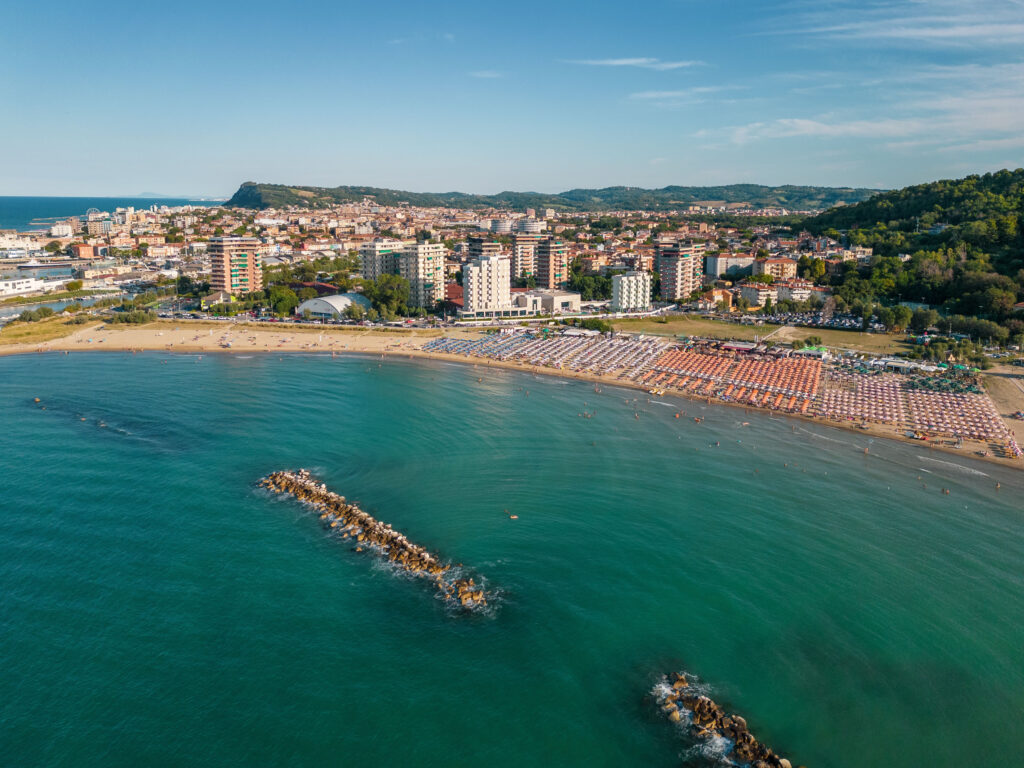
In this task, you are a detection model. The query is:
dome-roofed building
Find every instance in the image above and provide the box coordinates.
[295,293,372,319]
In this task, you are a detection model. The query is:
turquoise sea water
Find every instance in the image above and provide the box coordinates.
[1,352,1022,767]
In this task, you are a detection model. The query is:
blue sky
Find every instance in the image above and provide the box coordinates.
[3,0,1023,196]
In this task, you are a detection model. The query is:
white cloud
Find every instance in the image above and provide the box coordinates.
[569,57,702,71]
[630,86,733,99]
[937,135,1024,153]
[684,54,1024,156]
[780,1,1024,46]
[627,86,744,108]
[761,117,924,140]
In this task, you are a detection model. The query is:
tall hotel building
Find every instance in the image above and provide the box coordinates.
[209,236,263,295]
[536,236,569,289]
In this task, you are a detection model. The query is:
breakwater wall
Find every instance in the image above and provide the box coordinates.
[259,469,487,610]
[655,672,802,768]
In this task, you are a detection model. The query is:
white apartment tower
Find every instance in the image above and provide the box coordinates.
[611,271,652,312]
[358,238,407,282]
[463,254,512,316]
[398,242,445,309]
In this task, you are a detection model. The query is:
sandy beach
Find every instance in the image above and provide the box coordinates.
[4,318,1023,471]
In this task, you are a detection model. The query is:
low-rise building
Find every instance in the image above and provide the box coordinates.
[740,283,777,308]
[77,264,132,279]
[0,277,44,296]
[533,288,580,315]
[753,257,797,280]
[295,293,372,319]
[775,279,814,303]
[706,253,755,278]
[516,218,544,234]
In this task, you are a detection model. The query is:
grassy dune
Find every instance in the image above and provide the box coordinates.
[0,318,97,346]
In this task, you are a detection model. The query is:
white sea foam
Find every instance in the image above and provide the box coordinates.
[683,732,735,766]
[919,456,990,477]
[797,426,847,444]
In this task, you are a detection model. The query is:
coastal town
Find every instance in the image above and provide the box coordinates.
[8,0,1024,763]
[3,187,1023,467]
[0,196,866,321]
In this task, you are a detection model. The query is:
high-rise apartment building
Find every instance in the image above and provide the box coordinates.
[468,236,502,261]
[398,242,445,309]
[511,234,541,281]
[611,271,652,312]
[358,238,407,282]
[656,240,705,301]
[209,236,263,295]
[536,237,569,289]
[463,254,511,317]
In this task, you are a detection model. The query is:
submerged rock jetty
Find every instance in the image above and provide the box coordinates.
[259,469,488,610]
[654,672,803,768]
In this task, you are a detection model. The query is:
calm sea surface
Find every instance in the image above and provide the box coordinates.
[0,197,216,231]
[1,352,1022,767]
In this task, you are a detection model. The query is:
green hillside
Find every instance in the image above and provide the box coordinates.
[801,169,1024,341]
[225,181,880,212]
[807,169,1024,239]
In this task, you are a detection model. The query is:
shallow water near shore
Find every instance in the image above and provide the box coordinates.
[2,351,1023,767]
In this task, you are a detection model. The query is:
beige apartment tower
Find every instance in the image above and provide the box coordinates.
[535,237,569,289]
[209,236,263,295]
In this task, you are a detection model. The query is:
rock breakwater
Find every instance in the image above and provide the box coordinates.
[654,672,803,768]
[259,469,488,610]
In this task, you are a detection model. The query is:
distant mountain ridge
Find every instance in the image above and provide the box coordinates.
[225,181,883,212]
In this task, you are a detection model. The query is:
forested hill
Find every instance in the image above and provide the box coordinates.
[806,169,1024,246]
[225,181,880,212]
[799,169,1024,340]
[803,168,1024,277]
